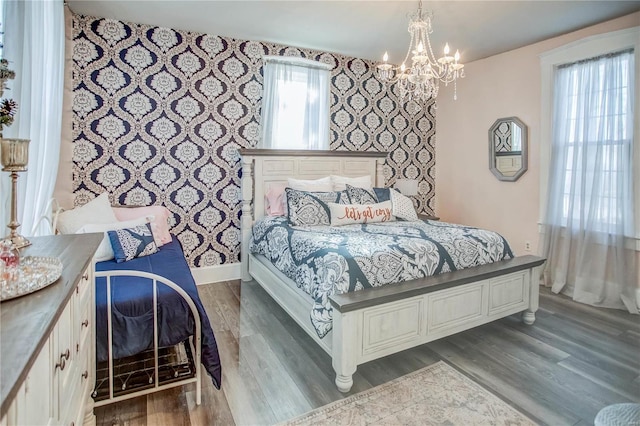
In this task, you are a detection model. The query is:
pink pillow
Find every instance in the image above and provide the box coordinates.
[265,184,287,216]
[112,206,172,246]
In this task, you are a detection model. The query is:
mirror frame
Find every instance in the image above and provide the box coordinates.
[488,116,528,182]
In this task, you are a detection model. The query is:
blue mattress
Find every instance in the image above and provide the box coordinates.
[95,236,221,389]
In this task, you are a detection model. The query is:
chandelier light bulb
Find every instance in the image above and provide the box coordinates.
[417,42,424,53]
[383,51,389,62]
[400,63,406,72]
[444,43,450,55]
[454,50,460,62]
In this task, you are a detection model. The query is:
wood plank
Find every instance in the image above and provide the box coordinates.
[146,387,190,426]
[208,280,242,339]
[540,288,640,332]
[539,292,636,336]
[329,255,545,313]
[241,280,376,396]
[558,357,640,402]
[474,327,632,417]
[534,312,640,369]
[427,338,579,425]
[241,334,313,422]
[215,330,277,426]
[501,315,640,379]
[95,395,147,426]
[238,281,345,406]
[184,380,234,426]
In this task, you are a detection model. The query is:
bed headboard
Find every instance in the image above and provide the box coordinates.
[239,149,388,280]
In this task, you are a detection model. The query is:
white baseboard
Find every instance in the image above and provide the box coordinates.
[190,263,242,285]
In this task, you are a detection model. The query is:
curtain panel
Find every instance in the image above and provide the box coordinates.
[542,49,638,313]
[0,0,65,236]
[260,57,330,150]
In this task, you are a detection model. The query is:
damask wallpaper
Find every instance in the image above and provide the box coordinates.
[71,14,436,267]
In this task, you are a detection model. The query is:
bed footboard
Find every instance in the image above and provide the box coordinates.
[93,270,202,407]
[329,256,545,392]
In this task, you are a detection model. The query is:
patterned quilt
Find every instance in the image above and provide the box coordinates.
[250,216,514,338]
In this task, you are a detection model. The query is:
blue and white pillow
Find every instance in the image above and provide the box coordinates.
[345,184,378,205]
[107,223,159,263]
[373,187,399,202]
[285,188,348,226]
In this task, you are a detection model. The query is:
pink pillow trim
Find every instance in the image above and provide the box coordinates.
[112,206,172,246]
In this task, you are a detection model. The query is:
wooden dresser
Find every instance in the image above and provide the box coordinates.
[0,234,102,426]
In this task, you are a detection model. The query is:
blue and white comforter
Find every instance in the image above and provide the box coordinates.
[250,217,514,338]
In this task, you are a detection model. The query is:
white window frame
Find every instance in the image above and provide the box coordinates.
[540,26,640,250]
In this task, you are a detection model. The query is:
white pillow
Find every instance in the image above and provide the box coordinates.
[57,193,117,234]
[77,216,152,261]
[390,190,418,221]
[330,175,372,191]
[287,176,333,192]
[328,201,393,226]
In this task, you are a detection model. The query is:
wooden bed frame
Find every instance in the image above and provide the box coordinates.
[239,149,545,393]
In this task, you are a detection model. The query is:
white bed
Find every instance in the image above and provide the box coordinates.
[240,149,545,393]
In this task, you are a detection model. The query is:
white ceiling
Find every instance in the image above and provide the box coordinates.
[67,1,640,64]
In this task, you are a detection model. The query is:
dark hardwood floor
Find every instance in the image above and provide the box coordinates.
[95,281,640,426]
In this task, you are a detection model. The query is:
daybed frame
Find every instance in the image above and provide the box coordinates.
[239,149,545,393]
[50,208,203,407]
[92,270,202,408]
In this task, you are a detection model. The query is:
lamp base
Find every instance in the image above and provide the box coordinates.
[3,234,31,249]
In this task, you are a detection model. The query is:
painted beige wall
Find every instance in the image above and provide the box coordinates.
[435,11,640,256]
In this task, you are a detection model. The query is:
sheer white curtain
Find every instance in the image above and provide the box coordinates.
[260,56,330,149]
[0,0,65,236]
[542,49,638,313]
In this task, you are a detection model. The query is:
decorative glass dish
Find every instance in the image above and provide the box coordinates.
[0,256,63,302]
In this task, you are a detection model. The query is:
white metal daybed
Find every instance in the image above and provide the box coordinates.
[240,148,545,393]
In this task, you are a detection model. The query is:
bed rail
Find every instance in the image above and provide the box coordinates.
[93,270,202,407]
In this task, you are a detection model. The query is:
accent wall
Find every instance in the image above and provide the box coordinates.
[64,13,437,267]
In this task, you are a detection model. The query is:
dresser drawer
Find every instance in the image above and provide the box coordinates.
[76,267,92,308]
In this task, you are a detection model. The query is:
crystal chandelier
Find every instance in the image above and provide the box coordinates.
[376,0,465,105]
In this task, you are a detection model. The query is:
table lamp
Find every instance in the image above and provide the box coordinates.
[1,138,30,248]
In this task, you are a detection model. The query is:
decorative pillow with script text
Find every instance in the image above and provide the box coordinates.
[328,201,394,226]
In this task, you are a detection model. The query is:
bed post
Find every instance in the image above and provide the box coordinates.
[332,311,358,393]
[522,264,542,325]
[241,156,254,282]
[375,158,385,187]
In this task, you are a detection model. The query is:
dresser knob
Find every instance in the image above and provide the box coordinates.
[55,357,66,371]
[82,370,88,380]
[82,273,89,281]
[82,319,89,328]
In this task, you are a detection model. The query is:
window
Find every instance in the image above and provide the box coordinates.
[540,27,640,245]
[551,49,634,235]
[260,56,330,150]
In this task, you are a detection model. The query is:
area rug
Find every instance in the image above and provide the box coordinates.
[282,361,535,425]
